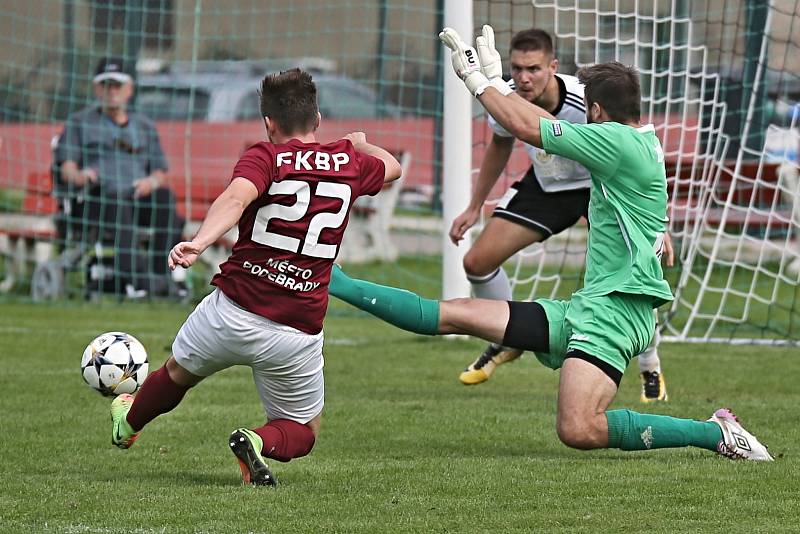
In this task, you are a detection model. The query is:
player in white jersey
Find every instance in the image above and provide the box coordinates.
[450,28,668,401]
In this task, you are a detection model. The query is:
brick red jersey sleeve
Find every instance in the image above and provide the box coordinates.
[231,144,272,195]
[354,151,386,197]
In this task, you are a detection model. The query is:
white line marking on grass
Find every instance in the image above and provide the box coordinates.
[325,338,367,346]
[0,325,36,333]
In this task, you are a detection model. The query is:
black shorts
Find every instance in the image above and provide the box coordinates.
[492,166,589,239]
[502,301,623,387]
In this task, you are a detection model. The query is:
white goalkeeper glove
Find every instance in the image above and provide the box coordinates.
[476,24,513,96]
[439,27,489,96]
[439,26,513,97]
[476,25,502,82]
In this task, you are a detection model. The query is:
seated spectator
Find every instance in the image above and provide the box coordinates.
[55,57,185,297]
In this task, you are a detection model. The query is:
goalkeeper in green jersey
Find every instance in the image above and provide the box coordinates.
[328,26,773,460]
[449,26,668,403]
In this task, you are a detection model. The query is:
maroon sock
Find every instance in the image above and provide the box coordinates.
[253,419,316,462]
[126,365,191,431]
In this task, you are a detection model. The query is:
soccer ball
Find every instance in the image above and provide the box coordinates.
[81,332,149,396]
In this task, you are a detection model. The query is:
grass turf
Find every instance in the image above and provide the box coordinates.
[0,298,798,533]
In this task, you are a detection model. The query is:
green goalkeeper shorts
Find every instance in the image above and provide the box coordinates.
[532,291,656,375]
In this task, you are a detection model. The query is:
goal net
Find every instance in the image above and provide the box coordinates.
[0,0,797,344]
[0,1,445,300]
[475,0,800,345]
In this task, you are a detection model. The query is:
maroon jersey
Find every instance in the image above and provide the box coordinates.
[211,138,385,334]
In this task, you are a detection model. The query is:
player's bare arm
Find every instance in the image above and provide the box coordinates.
[662,232,674,267]
[477,89,554,148]
[449,133,514,244]
[168,177,258,270]
[344,131,403,183]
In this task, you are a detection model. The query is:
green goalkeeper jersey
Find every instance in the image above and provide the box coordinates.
[539,118,674,307]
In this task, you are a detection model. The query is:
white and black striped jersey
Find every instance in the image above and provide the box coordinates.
[488,73,591,192]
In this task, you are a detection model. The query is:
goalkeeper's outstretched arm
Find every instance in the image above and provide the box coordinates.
[477,90,555,149]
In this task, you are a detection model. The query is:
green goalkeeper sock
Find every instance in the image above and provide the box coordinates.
[329,265,440,335]
[606,409,722,451]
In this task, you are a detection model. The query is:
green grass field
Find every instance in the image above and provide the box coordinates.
[1,297,799,533]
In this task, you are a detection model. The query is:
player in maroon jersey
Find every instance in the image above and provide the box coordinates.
[109,68,402,486]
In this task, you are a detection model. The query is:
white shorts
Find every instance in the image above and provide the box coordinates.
[172,288,324,424]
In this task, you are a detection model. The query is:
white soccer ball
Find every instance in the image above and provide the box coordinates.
[81,332,149,396]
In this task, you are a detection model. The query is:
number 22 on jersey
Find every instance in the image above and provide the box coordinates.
[251,179,352,259]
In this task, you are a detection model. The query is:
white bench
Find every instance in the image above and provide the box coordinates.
[338,151,410,263]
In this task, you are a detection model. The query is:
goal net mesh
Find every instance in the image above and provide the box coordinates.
[476,0,800,345]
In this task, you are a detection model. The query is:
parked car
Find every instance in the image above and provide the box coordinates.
[134,60,403,122]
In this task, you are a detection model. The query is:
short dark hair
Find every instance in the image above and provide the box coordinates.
[259,68,318,134]
[509,28,554,57]
[577,61,641,123]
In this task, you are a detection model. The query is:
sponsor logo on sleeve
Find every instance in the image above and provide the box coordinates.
[552,121,563,137]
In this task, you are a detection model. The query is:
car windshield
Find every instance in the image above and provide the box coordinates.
[318,80,378,119]
[235,79,395,121]
[135,86,211,121]
[135,74,401,121]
